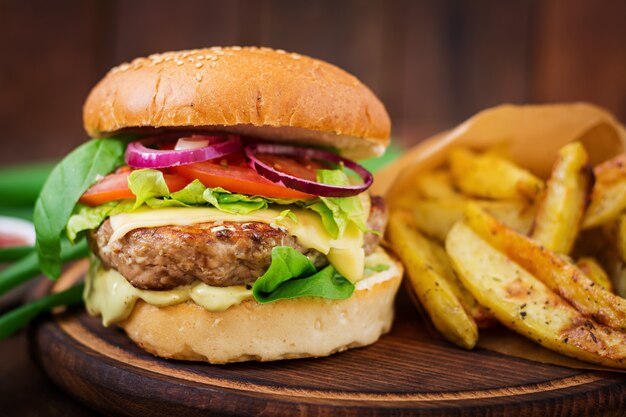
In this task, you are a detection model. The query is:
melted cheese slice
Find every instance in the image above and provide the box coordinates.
[109,207,365,282]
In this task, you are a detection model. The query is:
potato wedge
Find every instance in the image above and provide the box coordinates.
[449,148,544,201]
[414,170,461,200]
[411,199,466,242]
[611,215,626,297]
[576,257,613,292]
[446,222,626,369]
[428,238,496,329]
[411,198,534,242]
[530,142,592,254]
[479,200,536,236]
[583,153,626,228]
[464,203,626,331]
[387,210,478,348]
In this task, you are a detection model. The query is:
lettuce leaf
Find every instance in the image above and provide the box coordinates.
[67,168,371,241]
[252,246,354,303]
[66,200,133,243]
[203,187,268,214]
[128,169,171,209]
[316,169,368,237]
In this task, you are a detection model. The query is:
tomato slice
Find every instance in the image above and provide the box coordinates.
[254,154,326,182]
[79,172,189,206]
[171,153,318,199]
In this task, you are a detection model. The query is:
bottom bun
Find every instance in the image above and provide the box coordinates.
[119,254,403,364]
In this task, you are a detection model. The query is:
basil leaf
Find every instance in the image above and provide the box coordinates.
[253,246,354,303]
[35,138,126,278]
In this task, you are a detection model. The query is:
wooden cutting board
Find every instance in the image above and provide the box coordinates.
[29,261,626,417]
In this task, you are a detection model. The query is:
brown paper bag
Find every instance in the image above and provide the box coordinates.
[375,102,626,371]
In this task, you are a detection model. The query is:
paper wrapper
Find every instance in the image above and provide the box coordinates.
[375,102,626,372]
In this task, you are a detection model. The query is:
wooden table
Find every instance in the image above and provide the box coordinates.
[0,330,101,416]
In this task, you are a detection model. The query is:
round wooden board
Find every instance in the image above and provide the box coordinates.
[29,261,626,417]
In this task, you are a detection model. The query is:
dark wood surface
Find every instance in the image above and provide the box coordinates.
[0,330,102,416]
[26,262,626,416]
[2,0,626,165]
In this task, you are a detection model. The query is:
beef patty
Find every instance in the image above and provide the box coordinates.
[90,196,387,290]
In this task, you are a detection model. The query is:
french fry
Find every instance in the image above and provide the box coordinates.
[479,200,536,236]
[446,222,626,369]
[411,200,466,242]
[411,199,534,242]
[577,222,626,298]
[530,142,592,254]
[413,170,461,200]
[449,148,544,201]
[428,238,496,329]
[387,210,478,349]
[612,215,626,297]
[576,257,613,292]
[583,153,626,229]
[464,203,626,331]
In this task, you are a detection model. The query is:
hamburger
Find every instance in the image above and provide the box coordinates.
[35,46,402,364]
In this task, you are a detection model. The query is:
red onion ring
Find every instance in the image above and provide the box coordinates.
[125,134,242,169]
[244,144,373,197]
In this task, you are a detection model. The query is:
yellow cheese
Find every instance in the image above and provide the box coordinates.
[84,260,253,326]
[108,206,365,282]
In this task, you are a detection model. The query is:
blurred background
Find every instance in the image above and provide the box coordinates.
[1,0,625,166]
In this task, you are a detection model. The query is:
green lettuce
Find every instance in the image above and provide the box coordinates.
[252,247,354,303]
[203,187,268,214]
[316,169,368,237]
[67,167,372,242]
[128,169,170,209]
[66,200,133,243]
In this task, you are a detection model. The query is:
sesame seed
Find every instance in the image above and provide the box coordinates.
[195,74,203,82]
[175,60,184,66]
[195,62,203,68]
[196,55,204,60]
[276,49,286,54]
[118,63,130,71]
[291,53,301,60]
[209,56,218,61]
[231,46,242,51]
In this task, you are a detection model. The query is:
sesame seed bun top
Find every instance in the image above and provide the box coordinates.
[83,46,391,159]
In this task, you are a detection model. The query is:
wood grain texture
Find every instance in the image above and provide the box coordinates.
[29,262,626,417]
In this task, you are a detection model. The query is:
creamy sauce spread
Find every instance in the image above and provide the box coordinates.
[84,259,253,326]
[84,248,397,326]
